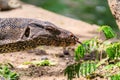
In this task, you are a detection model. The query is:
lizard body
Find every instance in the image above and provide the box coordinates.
[0,18,78,53]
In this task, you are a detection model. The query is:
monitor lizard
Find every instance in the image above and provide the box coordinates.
[0,18,79,53]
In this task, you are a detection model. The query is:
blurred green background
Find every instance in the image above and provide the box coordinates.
[21,0,118,30]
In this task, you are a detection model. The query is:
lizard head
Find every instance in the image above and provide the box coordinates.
[25,21,79,47]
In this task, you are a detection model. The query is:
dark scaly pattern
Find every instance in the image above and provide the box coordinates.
[0,18,78,53]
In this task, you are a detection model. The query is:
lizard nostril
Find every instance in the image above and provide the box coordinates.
[70,34,76,40]
[70,34,74,37]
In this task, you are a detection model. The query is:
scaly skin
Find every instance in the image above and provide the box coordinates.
[0,18,78,53]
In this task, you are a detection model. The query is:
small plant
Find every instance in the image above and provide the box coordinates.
[74,38,99,61]
[83,38,99,53]
[106,42,120,59]
[23,60,56,66]
[65,25,120,80]
[110,74,120,80]
[74,44,85,61]
[64,61,96,80]
[98,25,116,39]
[0,65,19,80]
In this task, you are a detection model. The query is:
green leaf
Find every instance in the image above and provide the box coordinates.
[115,62,120,67]
[64,61,97,80]
[106,42,120,59]
[83,38,99,53]
[0,65,19,80]
[24,60,56,66]
[64,65,75,80]
[103,64,115,70]
[110,74,120,80]
[80,61,96,77]
[98,25,116,39]
[74,44,85,61]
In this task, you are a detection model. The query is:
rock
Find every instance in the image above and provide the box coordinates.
[58,54,65,58]
[107,0,120,29]
[35,50,47,55]
[63,50,69,55]
[27,49,47,55]
[0,0,21,11]
[41,56,48,60]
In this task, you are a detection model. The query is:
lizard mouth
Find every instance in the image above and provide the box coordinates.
[69,34,82,44]
[75,37,82,44]
[59,35,81,46]
[68,34,83,46]
[55,30,83,46]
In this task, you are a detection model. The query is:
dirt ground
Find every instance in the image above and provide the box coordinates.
[0,3,100,80]
[0,46,74,80]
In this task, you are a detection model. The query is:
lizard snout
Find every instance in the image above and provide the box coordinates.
[68,33,78,41]
[69,33,82,44]
[70,34,78,40]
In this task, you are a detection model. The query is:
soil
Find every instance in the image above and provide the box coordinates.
[0,46,81,80]
[0,3,100,80]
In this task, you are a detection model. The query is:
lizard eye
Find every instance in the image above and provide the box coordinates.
[46,26,54,31]
[46,26,61,35]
